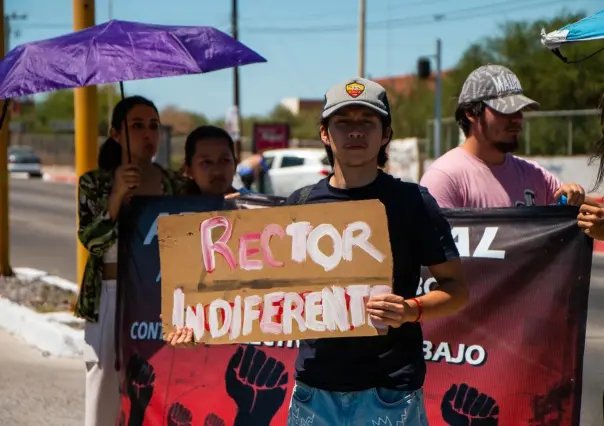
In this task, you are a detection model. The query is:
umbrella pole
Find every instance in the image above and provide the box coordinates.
[119,81,132,163]
[0,99,10,130]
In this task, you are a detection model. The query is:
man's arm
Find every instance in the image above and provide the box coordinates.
[410,186,469,320]
[367,186,468,327]
[419,168,463,208]
[534,162,585,206]
[406,258,469,321]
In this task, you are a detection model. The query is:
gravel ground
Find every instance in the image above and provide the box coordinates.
[0,276,82,328]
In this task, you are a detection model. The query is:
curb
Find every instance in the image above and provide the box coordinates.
[0,297,85,358]
[14,267,79,293]
[0,267,84,358]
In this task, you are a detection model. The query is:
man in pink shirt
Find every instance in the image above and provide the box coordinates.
[420,64,585,208]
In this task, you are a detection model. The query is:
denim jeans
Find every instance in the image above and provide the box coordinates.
[287,381,429,426]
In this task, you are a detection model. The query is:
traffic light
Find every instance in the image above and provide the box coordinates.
[417,57,431,79]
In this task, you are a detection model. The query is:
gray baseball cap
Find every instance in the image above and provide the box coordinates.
[458,65,540,114]
[322,77,391,119]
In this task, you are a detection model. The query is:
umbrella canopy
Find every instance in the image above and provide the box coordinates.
[0,19,267,100]
[541,9,604,49]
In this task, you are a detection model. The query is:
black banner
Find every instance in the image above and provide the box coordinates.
[117,198,592,426]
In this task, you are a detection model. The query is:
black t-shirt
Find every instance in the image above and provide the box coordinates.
[286,170,459,391]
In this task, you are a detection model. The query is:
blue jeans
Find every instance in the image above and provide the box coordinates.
[287,381,429,426]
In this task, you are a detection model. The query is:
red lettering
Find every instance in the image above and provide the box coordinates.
[201,302,235,332]
[344,292,355,330]
[239,232,262,270]
[261,224,285,267]
[200,216,237,272]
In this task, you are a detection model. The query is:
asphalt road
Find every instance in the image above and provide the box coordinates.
[10,177,78,282]
[4,177,604,425]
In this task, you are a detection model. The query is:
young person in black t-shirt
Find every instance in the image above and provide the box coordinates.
[284,78,469,426]
[165,78,469,425]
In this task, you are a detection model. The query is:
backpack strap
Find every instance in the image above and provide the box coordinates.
[296,186,313,205]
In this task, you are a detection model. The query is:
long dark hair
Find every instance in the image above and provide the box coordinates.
[589,94,604,191]
[98,95,159,171]
[182,125,237,194]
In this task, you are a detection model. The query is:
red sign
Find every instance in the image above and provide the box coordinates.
[253,123,289,153]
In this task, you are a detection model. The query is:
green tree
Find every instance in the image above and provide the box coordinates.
[29,85,121,133]
[442,10,604,155]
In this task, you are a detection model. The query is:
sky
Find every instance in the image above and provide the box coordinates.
[6,0,603,121]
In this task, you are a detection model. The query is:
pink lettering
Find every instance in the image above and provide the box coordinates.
[239,232,263,271]
[261,224,285,267]
[200,216,236,273]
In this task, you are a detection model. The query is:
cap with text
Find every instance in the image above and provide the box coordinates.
[458,65,540,114]
[322,77,391,119]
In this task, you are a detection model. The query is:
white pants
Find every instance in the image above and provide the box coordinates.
[83,280,121,426]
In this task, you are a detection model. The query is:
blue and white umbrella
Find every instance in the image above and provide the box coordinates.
[541,9,604,63]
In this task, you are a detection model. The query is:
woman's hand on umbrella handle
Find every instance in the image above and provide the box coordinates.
[113,164,141,198]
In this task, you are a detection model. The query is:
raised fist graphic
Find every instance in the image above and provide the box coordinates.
[226,345,288,425]
[126,353,156,426]
[204,413,226,426]
[442,383,499,426]
[167,402,192,426]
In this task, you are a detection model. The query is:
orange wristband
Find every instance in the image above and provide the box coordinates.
[409,298,423,323]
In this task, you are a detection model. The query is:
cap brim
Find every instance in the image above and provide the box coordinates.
[322,100,389,119]
[484,94,540,114]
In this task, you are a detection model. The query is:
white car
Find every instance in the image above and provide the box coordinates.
[8,146,43,178]
[261,148,332,197]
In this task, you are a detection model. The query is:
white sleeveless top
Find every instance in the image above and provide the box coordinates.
[104,241,118,264]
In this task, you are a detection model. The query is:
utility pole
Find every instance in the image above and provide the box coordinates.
[0,0,12,276]
[5,12,26,54]
[358,0,366,78]
[74,0,98,285]
[0,9,25,276]
[434,38,442,158]
[231,0,242,160]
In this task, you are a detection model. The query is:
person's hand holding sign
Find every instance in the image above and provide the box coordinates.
[165,326,196,348]
[578,196,604,240]
[366,294,420,328]
[161,315,196,348]
[554,183,585,206]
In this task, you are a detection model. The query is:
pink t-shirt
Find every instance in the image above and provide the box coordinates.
[419,147,562,208]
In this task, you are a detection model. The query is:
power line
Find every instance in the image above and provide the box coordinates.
[13,23,70,29]
[243,0,579,34]
[239,0,452,24]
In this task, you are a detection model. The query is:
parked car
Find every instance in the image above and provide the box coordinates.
[8,146,43,178]
[260,148,332,197]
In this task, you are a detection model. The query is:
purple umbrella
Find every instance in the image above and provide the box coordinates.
[0,19,266,99]
[0,19,267,158]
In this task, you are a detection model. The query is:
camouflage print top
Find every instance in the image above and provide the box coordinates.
[75,165,184,322]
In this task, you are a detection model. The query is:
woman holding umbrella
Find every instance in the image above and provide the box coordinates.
[76,95,183,426]
[77,98,256,425]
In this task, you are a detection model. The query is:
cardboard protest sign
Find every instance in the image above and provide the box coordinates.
[157,199,392,345]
